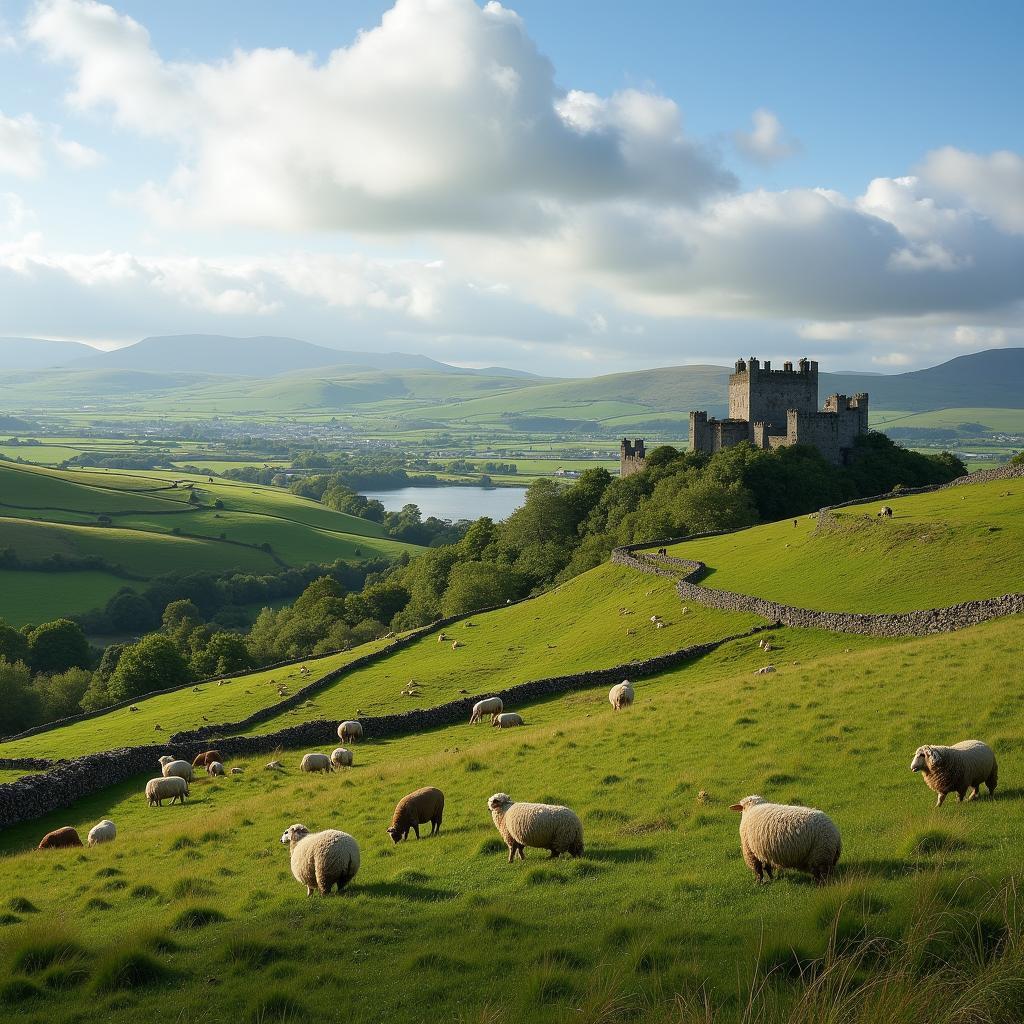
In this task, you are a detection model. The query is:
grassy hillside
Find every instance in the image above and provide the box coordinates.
[0,569,132,626]
[668,479,1024,612]
[0,614,1019,1023]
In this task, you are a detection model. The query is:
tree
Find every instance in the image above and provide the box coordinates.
[162,599,202,633]
[27,619,91,674]
[0,622,29,665]
[105,591,160,633]
[107,634,191,702]
[190,631,255,678]
[441,561,517,616]
[34,667,92,721]
[0,658,41,735]
[95,642,127,682]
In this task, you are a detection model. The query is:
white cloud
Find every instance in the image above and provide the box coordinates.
[53,135,101,168]
[0,110,44,178]
[920,147,1024,234]
[734,108,800,164]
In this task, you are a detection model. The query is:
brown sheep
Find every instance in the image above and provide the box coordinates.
[38,826,83,850]
[386,787,445,843]
[192,750,224,768]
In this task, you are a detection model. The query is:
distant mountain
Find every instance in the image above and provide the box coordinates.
[0,337,99,370]
[823,348,1024,410]
[68,334,537,378]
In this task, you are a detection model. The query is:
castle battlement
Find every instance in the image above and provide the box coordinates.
[619,437,647,478]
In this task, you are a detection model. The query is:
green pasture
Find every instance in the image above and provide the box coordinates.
[668,479,1024,612]
[0,570,133,627]
[0,615,1020,1022]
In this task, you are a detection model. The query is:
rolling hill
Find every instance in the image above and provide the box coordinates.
[0,475,1021,1022]
[0,337,98,370]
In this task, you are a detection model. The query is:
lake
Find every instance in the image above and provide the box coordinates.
[360,485,527,522]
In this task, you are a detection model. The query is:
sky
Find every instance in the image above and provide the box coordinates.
[0,0,1022,376]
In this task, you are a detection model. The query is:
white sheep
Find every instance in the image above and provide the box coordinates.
[608,680,634,711]
[755,665,776,675]
[280,824,360,896]
[910,740,998,806]
[160,758,194,783]
[337,720,363,744]
[230,767,244,774]
[729,795,840,883]
[470,696,503,724]
[487,793,584,862]
[265,760,284,771]
[206,761,225,777]
[87,819,116,846]
[451,640,461,650]
[491,712,524,729]
[146,776,189,807]
[330,747,354,769]
[300,752,332,774]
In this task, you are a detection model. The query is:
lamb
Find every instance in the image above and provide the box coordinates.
[160,758,194,783]
[300,753,332,774]
[609,680,634,711]
[910,740,998,806]
[87,820,116,846]
[146,776,189,806]
[280,824,360,896]
[470,696,503,724]
[38,826,84,850]
[492,712,524,729]
[330,747,354,769]
[386,786,445,843]
[338,720,363,743]
[192,750,224,768]
[729,795,841,883]
[206,761,226,777]
[487,793,584,862]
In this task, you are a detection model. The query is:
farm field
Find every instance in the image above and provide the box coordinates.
[0,569,132,626]
[0,614,1020,1023]
[667,479,1024,612]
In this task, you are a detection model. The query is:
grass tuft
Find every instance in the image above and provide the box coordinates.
[171,905,227,930]
[9,896,38,913]
[92,950,172,993]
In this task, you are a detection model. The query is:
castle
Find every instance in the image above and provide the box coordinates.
[620,356,868,476]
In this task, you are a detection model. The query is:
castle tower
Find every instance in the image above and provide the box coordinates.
[728,356,819,438]
[619,438,646,478]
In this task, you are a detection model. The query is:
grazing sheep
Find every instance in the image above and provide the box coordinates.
[330,747,354,770]
[154,724,162,731]
[129,706,140,713]
[230,767,244,774]
[609,680,634,711]
[87,819,116,846]
[625,628,637,636]
[386,787,445,843]
[910,740,998,806]
[206,761,225,777]
[487,794,584,862]
[338,720,363,744]
[729,795,841,883]
[655,621,666,629]
[451,640,461,650]
[38,826,84,850]
[280,824,360,896]
[649,615,661,624]
[300,753,332,774]
[192,750,224,768]
[437,633,447,643]
[879,506,893,518]
[265,760,284,771]
[146,776,189,807]
[492,712,524,729]
[160,759,194,783]
[470,697,503,724]
[755,665,776,675]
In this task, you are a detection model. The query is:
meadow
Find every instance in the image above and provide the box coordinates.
[668,479,1024,612]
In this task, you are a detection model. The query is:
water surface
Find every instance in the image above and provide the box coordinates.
[360,485,527,522]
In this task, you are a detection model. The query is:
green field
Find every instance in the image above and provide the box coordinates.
[0,470,1023,1022]
[668,479,1024,612]
[871,407,1024,432]
[0,569,134,626]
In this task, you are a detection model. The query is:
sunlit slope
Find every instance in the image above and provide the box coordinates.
[668,479,1024,612]
[0,616,1018,1024]
[0,568,146,627]
[0,642,394,759]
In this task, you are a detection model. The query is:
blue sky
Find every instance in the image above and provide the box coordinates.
[0,0,1022,374]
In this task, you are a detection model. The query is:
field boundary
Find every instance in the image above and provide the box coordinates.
[612,463,1024,637]
[0,623,774,831]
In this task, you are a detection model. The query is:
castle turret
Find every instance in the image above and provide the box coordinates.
[620,437,646,478]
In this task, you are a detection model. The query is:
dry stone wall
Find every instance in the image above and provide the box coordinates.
[0,624,771,832]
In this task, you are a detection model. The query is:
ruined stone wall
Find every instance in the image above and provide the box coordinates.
[0,623,771,832]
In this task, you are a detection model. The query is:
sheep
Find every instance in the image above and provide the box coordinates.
[206,761,226,777]
[129,705,140,713]
[910,740,998,806]
[650,615,661,624]
[492,712,524,729]
[146,776,189,807]
[87,819,116,846]
[386,787,444,843]
[655,621,666,629]
[338,720,363,744]
[330,747,354,770]
[300,753,332,774]
[230,767,244,774]
[265,760,284,771]
[729,795,841,883]
[192,750,224,768]
[160,758,194,783]
[451,640,461,650]
[438,633,447,643]
[470,697,503,724]
[878,506,893,518]
[755,665,776,675]
[280,824,360,896]
[487,794,584,862]
[154,724,162,731]
[38,826,84,850]
[609,680,634,711]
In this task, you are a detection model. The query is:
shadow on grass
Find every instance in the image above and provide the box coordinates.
[358,880,458,902]
[587,846,657,864]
